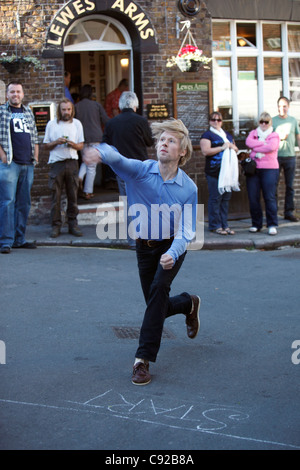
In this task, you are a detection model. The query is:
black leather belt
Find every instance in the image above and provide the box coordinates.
[136,237,174,248]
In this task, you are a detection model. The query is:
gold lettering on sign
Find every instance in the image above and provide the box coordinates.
[73,0,86,15]
[125,3,137,16]
[111,0,154,40]
[56,6,75,25]
[47,0,96,45]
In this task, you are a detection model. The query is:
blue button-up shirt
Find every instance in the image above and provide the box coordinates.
[96,143,198,261]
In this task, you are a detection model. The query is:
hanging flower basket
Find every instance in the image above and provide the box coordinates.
[166,22,212,73]
[0,53,44,74]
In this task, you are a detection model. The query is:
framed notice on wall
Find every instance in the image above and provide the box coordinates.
[173,81,212,147]
[29,102,55,136]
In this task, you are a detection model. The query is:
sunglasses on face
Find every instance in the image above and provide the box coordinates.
[259,120,270,125]
[210,118,222,122]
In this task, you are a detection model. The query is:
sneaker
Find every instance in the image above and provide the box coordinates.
[132,361,151,385]
[1,245,11,254]
[186,295,201,339]
[268,227,277,235]
[249,227,259,233]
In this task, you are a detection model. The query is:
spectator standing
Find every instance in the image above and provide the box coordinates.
[102,91,154,195]
[0,81,39,254]
[245,112,280,235]
[272,97,300,222]
[200,111,239,235]
[75,84,109,199]
[43,99,84,238]
[64,71,74,104]
[102,91,154,248]
[104,79,129,118]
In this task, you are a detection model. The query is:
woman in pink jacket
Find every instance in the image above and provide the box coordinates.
[245,112,280,235]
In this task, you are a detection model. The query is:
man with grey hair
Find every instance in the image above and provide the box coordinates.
[102,91,154,196]
[102,91,154,248]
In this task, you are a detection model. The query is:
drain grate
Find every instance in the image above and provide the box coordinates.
[112,326,175,339]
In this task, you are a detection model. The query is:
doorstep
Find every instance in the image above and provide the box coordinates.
[77,199,124,225]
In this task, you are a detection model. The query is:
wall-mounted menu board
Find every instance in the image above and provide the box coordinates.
[173,81,212,147]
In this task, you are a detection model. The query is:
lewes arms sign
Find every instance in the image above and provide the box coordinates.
[43,0,158,57]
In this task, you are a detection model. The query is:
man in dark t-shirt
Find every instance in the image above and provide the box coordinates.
[0,81,39,254]
[10,106,32,165]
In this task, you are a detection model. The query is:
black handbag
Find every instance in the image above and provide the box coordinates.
[241,157,256,176]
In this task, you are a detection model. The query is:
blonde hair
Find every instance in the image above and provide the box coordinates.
[259,112,272,126]
[151,118,193,167]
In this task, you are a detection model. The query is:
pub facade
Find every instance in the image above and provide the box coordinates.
[0,0,300,223]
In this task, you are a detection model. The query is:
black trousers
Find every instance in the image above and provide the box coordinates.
[48,159,79,228]
[135,239,192,362]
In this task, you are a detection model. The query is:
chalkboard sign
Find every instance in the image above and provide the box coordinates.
[173,81,212,147]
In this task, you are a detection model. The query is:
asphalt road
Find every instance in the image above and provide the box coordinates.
[0,245,299,451]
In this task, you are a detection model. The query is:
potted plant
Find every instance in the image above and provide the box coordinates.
[166,44,212,72]
[0,53,44,74]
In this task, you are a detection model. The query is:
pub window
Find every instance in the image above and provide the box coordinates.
[212,20,300,137]
[213,57,232,132]
[263,24,281,51]
[264,57,283,116]
[288,24,300,52]
[237,57,258,128]
[289,58,300,115]
[212,22,231,51]
[236,23,256,48]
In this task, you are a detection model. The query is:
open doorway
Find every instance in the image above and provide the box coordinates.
[63,16,132,203]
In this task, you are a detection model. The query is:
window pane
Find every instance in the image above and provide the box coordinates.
[237,23,256,47]
[213,57,232,131]
[264,58,283,116]
[212,22,231,51]
[65,20,126,46]
[263,24,281,51]
[289,58,300,120]
[238,57,257,130]
[288,24,300,52]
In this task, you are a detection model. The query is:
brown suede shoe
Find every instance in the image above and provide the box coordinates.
[132,362,151,386]
[186,295,201,339]
[69,226,83,237]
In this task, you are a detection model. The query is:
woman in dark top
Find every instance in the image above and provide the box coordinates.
[200,112,239,235]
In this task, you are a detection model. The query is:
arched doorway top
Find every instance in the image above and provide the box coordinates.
[42,0,158,58]
[64,15,132,52]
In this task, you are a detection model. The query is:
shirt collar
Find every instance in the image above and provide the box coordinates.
[150,161,183,186]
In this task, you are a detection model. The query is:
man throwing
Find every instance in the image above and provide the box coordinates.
[89,118,200,385]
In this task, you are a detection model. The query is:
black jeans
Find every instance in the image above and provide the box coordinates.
[48,159,79,228]
[135,239,192,362]
[278,157,296,217]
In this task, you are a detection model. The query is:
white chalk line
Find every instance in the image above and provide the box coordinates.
[0,397,299,450]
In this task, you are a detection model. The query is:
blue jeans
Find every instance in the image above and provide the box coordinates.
[135,239,191,362]
[206,174,232,230]
[0,161,34,247]
[278,157,296,217]
[246,169,279,229]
